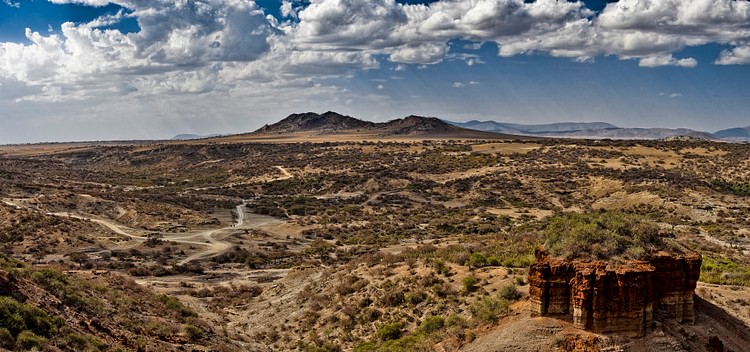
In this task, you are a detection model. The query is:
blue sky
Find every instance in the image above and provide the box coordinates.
[0,0,749,143]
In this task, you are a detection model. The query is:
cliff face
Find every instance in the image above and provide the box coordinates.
[528,250,702,337]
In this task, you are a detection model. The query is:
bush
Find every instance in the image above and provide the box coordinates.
[159,294,197,318]
[462,276,478,293]
[543,212,664,260]
[466,253,487,268]
[499,283,521,300]
[418,315,445,334]
[184,324,205,340]
[0,328,13,349]
[0,296,59,338]
[469,296,510,322]
[16,330,47,350]
[376,322,404,341]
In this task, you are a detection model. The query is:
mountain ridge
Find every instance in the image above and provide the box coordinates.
[450,120,724,141]
[245,112,747,142]
[252,111,514,139]
[714,126,750,141]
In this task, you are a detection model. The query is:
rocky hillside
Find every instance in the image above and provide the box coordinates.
[0,255,246,351]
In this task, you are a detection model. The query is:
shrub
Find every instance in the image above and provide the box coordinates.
[418,316,445,334]
[16,330,47,350]
[184,324,205,340]
[353,341,377,352]
[0,328,13,349]
[462,276,478,293]
[376,322,404,341]
[159,294,197,318]
[469,296,510,322]
[543,212,664,260]
[466,253,487,268]
[0,296,59,338]
[499,283,521,300]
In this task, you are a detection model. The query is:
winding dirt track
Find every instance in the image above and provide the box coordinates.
[2,165,296,266]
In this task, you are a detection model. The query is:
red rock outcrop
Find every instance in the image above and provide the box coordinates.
[528,249,702,337]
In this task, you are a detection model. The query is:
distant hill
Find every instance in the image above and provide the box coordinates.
[172,133,221,140]
[450,120,718,141]
[255,111,375,134]
[451,120,618,134]
[714,126,750,141]
[534,128,717,140]
[252,111,514,139]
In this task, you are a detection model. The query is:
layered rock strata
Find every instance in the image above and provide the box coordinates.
[528,250,701,337]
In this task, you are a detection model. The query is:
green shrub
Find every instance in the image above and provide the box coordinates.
[353,341,377,352]
[159,294,197,317]
[462,276,478,292]
[543,212,664,260]
[0,327,13,349]
[66,332,89,349]
[700,257,750,286]
[376,322,404,341]
[418,316,445,334]
[16,330,47,350]
[499,283,521,300]
[466,253,486,268]
[469,296,510,322]
[0,296,59,338]
[378,334,430,352]
[184,324,205,340]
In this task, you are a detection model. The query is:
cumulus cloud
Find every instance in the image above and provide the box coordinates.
[1,0,750,112]
[716,44,750,65]
[639,55,698,68]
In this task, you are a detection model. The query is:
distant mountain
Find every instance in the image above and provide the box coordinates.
[172,133,221,140]
[255,111,375,134]
[536,128,717,140]
[248,112,733,141]
[253,111,511,139]
[451,120,618,134]
[450,120,718,140]
[714,126,750,141]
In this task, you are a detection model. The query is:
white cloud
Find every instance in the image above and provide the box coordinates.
[3,0,20,8]
[639,55,698,68]
[48,0,112,6]
[389,42,447,64]
[670,93,683,98]
[716,44,750,65]
[452,82,465,88]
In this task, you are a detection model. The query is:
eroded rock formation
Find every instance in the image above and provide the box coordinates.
[528,249,702,337]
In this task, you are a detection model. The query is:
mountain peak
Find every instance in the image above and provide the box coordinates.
[254,111,375,133]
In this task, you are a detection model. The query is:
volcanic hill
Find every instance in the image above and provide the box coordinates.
[250,111,516,139]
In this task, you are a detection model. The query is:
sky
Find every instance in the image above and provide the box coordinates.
[0,0,749,143]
